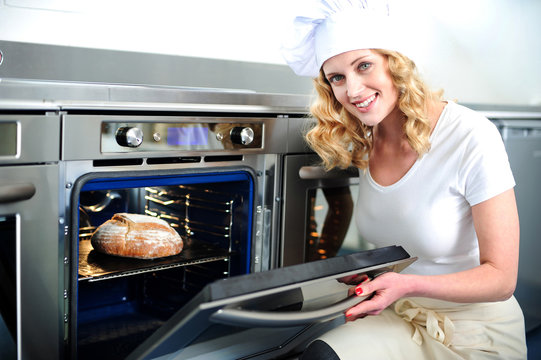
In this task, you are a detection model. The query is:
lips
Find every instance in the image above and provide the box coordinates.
[353,94,377,112]
[355,94,376,108]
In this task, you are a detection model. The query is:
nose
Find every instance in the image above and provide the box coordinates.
[346,76,365,99]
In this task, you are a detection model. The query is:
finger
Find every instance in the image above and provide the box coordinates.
[345,304,382,320]
[345,313,366,322]
[365,309,383,316]
[354,275,375,296]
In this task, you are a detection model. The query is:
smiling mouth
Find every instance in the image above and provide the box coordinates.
[355,94,376,108]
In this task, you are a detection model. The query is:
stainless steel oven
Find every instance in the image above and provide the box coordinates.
[64,111,278,359]
[0,79,416,360]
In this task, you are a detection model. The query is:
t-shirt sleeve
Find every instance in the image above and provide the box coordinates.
[458,117,515,206]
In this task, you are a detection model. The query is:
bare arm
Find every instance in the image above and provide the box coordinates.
[346,188,519,319]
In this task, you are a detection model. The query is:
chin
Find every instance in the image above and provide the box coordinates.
[353,113,382,127]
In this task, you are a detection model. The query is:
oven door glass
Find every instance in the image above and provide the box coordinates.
[0,215,17,360]
[127,246,416,360]
[282,154,368,266]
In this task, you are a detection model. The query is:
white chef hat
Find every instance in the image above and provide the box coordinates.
[281,0,408,77]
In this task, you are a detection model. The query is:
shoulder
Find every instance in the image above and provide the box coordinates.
[442,101,496,132]
[437,101,502,147]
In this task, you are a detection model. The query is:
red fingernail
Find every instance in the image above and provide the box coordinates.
[355,287,363,296]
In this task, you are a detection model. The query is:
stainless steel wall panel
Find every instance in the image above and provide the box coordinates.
[0,40,314,95]
[287,116,313,154]
[0,78,110,103]
[494,119,541,332]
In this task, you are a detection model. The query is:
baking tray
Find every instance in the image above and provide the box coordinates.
[78,240,230,282]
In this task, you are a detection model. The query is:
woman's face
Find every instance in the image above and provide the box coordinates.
[322,49,400,127]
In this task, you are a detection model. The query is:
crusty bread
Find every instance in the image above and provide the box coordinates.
[91,213,183,259]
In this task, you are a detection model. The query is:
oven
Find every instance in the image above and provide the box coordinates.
[0,79,416,360]
[63,110,279,359]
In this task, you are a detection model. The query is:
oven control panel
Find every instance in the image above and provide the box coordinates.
[102,121,264,153]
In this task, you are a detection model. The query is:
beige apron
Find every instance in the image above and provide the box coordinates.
[317,296,527,359]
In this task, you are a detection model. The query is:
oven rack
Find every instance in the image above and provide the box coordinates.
[78,240,230,282]
[144,185,238,249]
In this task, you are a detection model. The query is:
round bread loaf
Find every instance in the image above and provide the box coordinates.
[91,213,183,259]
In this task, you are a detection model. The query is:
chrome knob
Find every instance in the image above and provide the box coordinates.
[230,127,254,145]
[115,127,143,148]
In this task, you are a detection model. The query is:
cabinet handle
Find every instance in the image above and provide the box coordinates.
[210,295,367,328]
[0,183,36,203]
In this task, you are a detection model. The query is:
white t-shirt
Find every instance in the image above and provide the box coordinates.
[355,101,515,275]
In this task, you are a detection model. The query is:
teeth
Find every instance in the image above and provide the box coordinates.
[356,94,376,108]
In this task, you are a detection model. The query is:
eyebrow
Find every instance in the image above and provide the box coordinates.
[350,55,371,66]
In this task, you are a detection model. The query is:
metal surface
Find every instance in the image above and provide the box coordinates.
[78,240,230,282]
[0,40,314,95]
[493,119,541,332]
[0,114,60,164]
[0,77,312,114]
[0,163,62,360]
[0,183,35,203]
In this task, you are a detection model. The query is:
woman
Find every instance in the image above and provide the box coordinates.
[281,1,527,359]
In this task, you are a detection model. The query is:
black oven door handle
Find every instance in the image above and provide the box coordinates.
[209,295,368,328]
[0,183,36,203]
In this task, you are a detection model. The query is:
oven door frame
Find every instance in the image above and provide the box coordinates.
[66,164,265,358]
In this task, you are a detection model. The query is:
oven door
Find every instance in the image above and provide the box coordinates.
[0,114,62,360]
[0,164,61,360]
[127,246,416,360]
[281,154,363,266]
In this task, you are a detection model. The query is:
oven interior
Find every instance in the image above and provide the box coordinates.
[74,170,254,359]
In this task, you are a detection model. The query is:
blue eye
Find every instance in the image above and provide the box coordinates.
[328,74,344,83]
[358,62,371,71]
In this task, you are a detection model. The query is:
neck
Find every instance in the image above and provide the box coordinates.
[373,105,406,143]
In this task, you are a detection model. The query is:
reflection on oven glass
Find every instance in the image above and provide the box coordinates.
[300,278,351,311]
[306,185,374,262]
[0,215,16,360]
[0,122,17,156]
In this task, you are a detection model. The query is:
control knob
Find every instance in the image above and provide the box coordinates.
[230,127,254,145]
[115,127,143,148]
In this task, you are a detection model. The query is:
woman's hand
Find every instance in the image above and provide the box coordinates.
[345,271,410,321]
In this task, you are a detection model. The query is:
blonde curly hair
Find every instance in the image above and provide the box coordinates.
[305,49,442,170]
